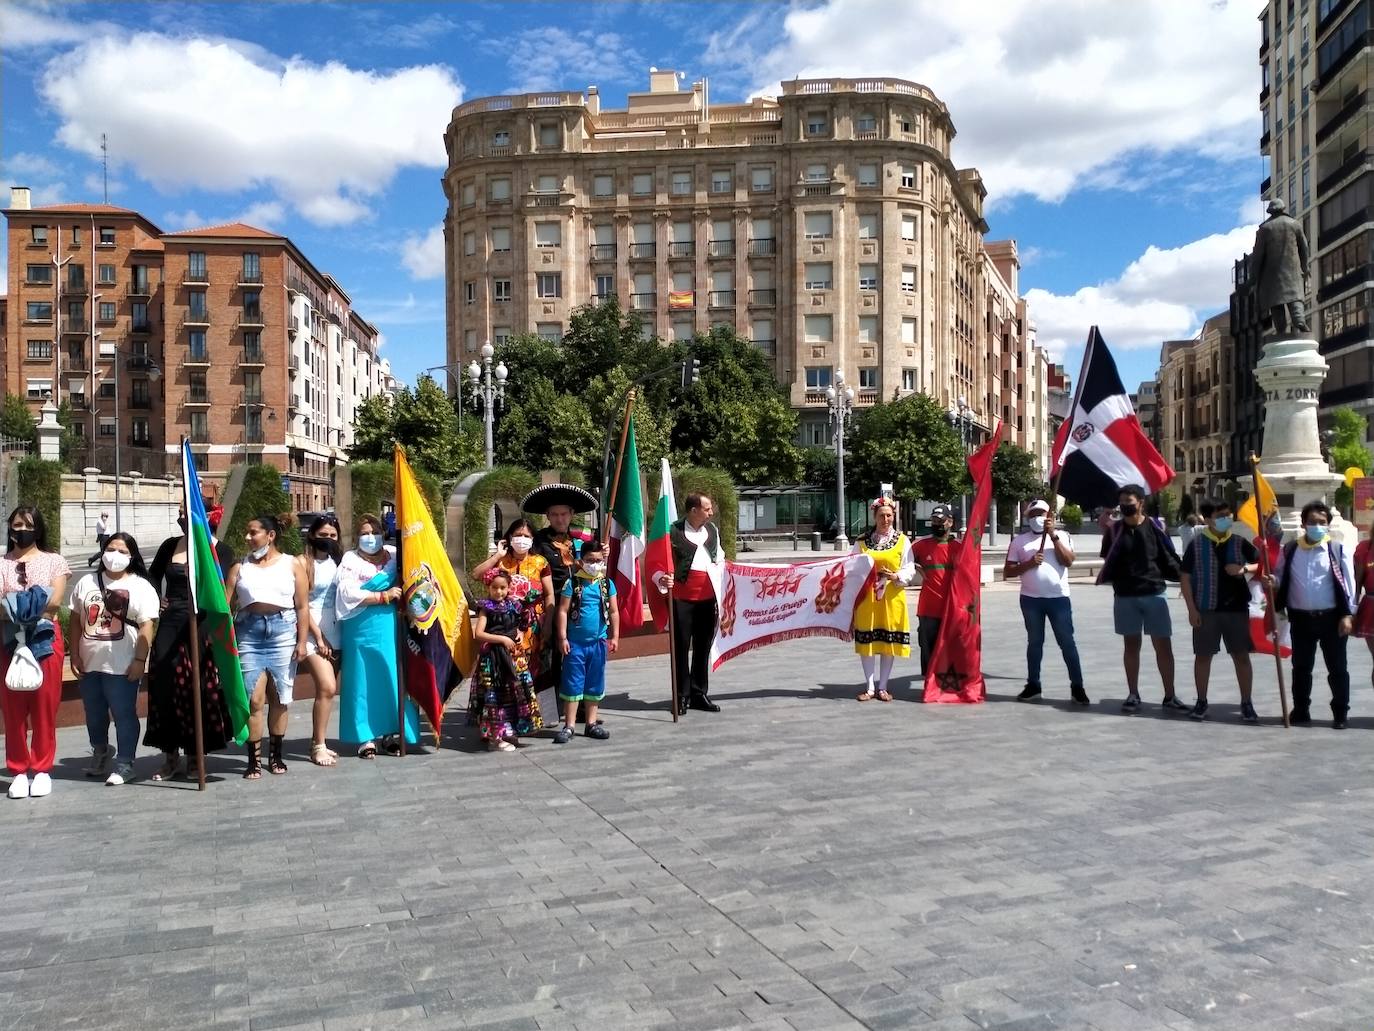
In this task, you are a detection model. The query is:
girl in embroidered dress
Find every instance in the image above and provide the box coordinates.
[469,568,543,752]
[471,519,555,685]
[852,496,915,702]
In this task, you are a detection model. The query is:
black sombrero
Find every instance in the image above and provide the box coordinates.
[521,483,598,515]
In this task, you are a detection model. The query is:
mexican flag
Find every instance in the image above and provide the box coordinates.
[644,458,677,632]
[180,439,250,744]
[606,415,646,630]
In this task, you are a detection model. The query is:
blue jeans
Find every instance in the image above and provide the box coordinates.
[1020,595,1084,689]
[79,671,141,764]
[236,610,298,704]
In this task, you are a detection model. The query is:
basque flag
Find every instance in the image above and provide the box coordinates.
[1051,327,1174,508]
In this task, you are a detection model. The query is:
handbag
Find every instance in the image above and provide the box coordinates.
[5,629,42,692]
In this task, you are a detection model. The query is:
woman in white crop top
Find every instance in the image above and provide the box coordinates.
[224,514,309,780]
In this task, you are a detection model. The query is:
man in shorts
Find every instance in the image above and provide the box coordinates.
[1099,484,1188,713]
[1179,499,1259,722]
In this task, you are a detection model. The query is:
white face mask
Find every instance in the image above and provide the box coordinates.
[102,550,131,573]
[358,533,382,553]
[1028,515,1046,534]
[509,536,533,554]
[251,544,270,561]
[581,561,605,577]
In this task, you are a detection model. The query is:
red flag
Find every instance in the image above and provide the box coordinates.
[924,423,1004,704]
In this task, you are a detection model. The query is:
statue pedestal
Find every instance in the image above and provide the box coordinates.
[1254,337,1342,533]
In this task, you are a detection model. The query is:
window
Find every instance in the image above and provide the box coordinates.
[492,129,511,147]
[461,181,476,206]
[751,318,774,345]
[98,381,116,399]
[806,163,829,182]
[900,164,916,189]
[68,264,84,288]
[25,378,52,400]
[240,253,259,283]
[26,340,53,359]
[463,231,476,256]
[901,216,918,242]
[538,122,560,147]
[71,226,81,245]
[751,166,773,192]
[857,163,879,187]
[806,110,828,135]
[491,226,511,252]
[804,366,832,388]
[902,368,918,391]
[666,170,690,196]
[98,263,116,284]
[28,263,54,285]
[493,278,512,302]
[900,114,914,134]
[594,274,614,300]
[493,326,512,344]
[132,301,149,330]
[593,174,614,197]
[859,265,879,290]
[131,378,151,404]
[189,331,208,359]
[632,172,653,196]
[243,331,261,360]
[534,222,562,248]
[804,263,832,290]
[187,251,206,279]
[30,225,48,245]
[858,367,879,390]
[804,315,832,342]
[243,290,261,319]
[803,420,830,446]
[901,317,918,344]
[464,281,477,305]
[630,222,654,257]
[464,329,477,352]
[99,226,115,245]
[536,322,561,342]
[671,319,693,342]
[858,213,879,240]
[855,112,877,134]
[67,301,83,324]
[26,301,52,322]
[858,316,878,343]
[533,174,558,195]
[98,417,116,438]
[750,217,774,254]
[803,211,833,239]
[488,177,510,201]
[710,169,732,194]
[537,273,562,298]
[901,267,917,293]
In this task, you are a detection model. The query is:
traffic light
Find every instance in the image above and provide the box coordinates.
[681,357,701,390]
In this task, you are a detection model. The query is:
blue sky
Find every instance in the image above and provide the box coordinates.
[1,0,1267,392]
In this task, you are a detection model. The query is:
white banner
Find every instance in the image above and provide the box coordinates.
[710,553,875,670]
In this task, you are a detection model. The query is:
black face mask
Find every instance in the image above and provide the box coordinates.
[10,529,36,549]
[931,524,949,538]
[310,536,338,556]
[1120,503,1139,518]
[177,516,188,533]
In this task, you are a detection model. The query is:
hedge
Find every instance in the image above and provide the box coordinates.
[16,457,62,549]
[462,466,540,577]
[223,464,302,555]
[347,460,445,539]
[645,465,738,560]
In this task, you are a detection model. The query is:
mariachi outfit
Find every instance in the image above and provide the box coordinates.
[667,518,722,713]
[468,597,543,741]
[1276,536,1355,722]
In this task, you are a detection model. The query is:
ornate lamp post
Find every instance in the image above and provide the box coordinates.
[466,341,508,470]
[827,371,856,551]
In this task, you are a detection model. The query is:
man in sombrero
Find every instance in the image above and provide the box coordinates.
[523,483,598,696]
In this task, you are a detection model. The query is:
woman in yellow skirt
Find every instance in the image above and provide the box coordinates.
[853,496,915,701]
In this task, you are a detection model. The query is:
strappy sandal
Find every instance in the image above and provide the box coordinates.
[380,734,403,757]
[268,735,288,775]
[857,690,875,701]
[495,740,516,752]
[310,743,337,767]
[151,752,181,781]
[877,690,894,702]
[358,743,377,760]
[243,741,263,780]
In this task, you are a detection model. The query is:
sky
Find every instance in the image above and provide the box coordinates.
[0,0,1269,393]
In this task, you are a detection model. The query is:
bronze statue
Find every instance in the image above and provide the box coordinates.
[1251,198,1310,337]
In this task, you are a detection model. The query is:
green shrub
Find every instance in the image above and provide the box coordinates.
[645,466,738,560]
[1059,502,1083,531]
[347,459,445,539]
[462,466,540,577]
[17,457,63,548]
[223,465,302,555]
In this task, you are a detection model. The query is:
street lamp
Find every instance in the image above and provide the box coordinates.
[111,348,163,531]
[951,395,972,528]
[467,341,508,469]
[826,371,856,551]
[423,362,472,431]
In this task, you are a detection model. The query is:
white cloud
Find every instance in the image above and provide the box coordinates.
[161,209,204,232]
[735,0,1262,203]
[0,2,116,48]
[498,27,646,93]
[357,292,443,326]
[38,33,463,226]
[400,223,446,280]
[0,151,70,205]
[236,200,286,230]
[1027,224,1258,361]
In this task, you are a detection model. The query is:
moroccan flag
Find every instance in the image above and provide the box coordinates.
[180,439,250,745]
[925,422,1004,704]
[644,458,677,632]
[1051,327,1174,508]
[605,414,646,630]
[395,445,477,743]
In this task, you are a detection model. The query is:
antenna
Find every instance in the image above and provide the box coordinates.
[101,133,108,203]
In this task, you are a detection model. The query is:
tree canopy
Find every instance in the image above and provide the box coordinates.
[349,375,482,478]
[846,393,965,504]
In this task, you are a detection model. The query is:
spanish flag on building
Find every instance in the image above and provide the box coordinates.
[395,445,477,743]
[668,291,695,310]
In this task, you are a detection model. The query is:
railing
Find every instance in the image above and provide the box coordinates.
[629,293,655,310]
[240,391,264,407]
[127,434,152,447]
[629,243,656,259]
[781,76,934,100]
[243,430,266,444]
[668,241,695,258]
[708,290,736,307]
[708,239,735,257]
[130,321,152,334]
[289,355,300,373]
[589,243,617,260]
[238,310,265,328]
[748,289,776,305]
[1317,148,1374,195]
[238,270,263,286]
[185,390,211,405]
[748,238,776,256]
[181,311,210,328]
[181,350,211,367]
[240,347,266,365]
[189,430,212,444]
[127,397,152,410]
[752,339,776,357]
[488,145,511,157]
[801,181,834,196]
[289,315,301,335]
[1319,263,1374,302]
[183,269,209,285]
[1317,90,1371,146]
[529,194,561,208]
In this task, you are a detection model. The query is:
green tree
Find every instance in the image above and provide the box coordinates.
[55,400,82,466]
[1330,407,1373,510]
[846,394,964,504]
[223,464,303,555]
[991,441,1047,529]
[800,445,838,492]
[348,375,481,478]
[0,394,36,447]
[495,379,601,473]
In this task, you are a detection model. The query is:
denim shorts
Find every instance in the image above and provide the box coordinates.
[1113,592,1172,638]
[236,610,298,704]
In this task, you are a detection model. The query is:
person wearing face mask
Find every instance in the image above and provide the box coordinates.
[144,505,236,781]
[295,514,342,767]
[1270,501,1356,728]
[0,506,70,800]
[67,533,159,785]
[553,540,619,743]
[1098,483,1186,714]
[1003,500,1087,705]
[524,486,597,697]
[852,497,915,703]
[471,518,555,687]
[911,503,961,680]
[1179,499,1260,722]
[335,514,419,758]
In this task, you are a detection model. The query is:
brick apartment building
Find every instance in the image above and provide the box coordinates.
[440,70,1053,466]
[2,189,395,510]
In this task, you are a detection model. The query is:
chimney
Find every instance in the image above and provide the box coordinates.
[10,186,31,210]
[586,85,600,116]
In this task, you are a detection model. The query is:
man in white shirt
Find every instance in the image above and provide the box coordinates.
[653,494,724,716]
[1003,499,1088,705]
[1272,501,1355,728]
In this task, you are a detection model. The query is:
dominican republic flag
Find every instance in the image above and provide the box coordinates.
[1051,327,1174,508]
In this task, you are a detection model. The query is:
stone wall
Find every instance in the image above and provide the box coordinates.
[60,469,182,557]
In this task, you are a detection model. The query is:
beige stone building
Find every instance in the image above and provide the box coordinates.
[1158,312,1237,503]
[441,70,1050,465]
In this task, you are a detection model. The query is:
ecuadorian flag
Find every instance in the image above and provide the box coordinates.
[394,445,477,743]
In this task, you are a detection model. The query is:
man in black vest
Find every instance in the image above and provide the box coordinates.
[652,493,722,716]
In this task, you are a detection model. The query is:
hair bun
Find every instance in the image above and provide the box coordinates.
[276,512,295,530]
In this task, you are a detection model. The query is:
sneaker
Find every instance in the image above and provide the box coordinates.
[1161,695,1191,713]
[1121,694,1142,713]
[106,763,133,786]
[84,745,112,778]
[1290,709,1312,725]
[584,723,610,740]
[1240,701,1259,723]
[7,774,29,800]
[1189,699,1209,721]
[1334,718,1348,730]
[29,772,52,798]
[1016,684,1042,702]
[553,725,575,745]
[1070,685,1090,706]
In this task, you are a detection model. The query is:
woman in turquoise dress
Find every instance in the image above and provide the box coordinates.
[334,514,419,758]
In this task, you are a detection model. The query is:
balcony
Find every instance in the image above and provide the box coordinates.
[289,395,301,412]
[1260,130,1271,150]
[127,434,153,448]
[126,354,157,372]
[240,390,265,407]
[1317,148,1374,195]
[69,394,87,410]
[708,290,736,308]
[127,281,151,299]
[1261,175,1272,195]
[799,180,836,197]
[181,311,210,329]
[629,293,655,310]
[63,325,87,336]
[127,397,153,410]
[130,321,152,335]
[61,280,87,296]
[240,346,267,367]
[242,429,266,445]
[668,241,695,258]
[752,339,776,358]
[748,238,776,257]
[747,289,776,306]
[183,268,209,285]
[289,354,300,375]
[185,390,211,407]
[238,309,265,329]
[589,243,617,261]
[1319,263,1374,302]
[188,429,212,444]
[707,239,735,258]
[237,270,263,286]
[628,243,656,259]
[181,349,211,368]
[1316,89,1370,146]
[1319,206,1374,248]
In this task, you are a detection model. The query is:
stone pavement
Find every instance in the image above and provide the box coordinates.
[2,582,1374,1031]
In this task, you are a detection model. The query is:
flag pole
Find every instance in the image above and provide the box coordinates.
[181,437,207,791]
[1040,328,1097,554]
[393,454,409,757]
[1250,452,1290,728]
[602,389,637,546]
[667,597,680,723]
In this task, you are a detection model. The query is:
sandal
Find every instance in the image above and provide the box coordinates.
[268,735,288,775]
[243,741,263,780]
[380,734,403,757]
[877,690,893,702]
[310,743,337,767]
[151,752,181,781]
[495,740,516,752]
[358,743,377,760]
[857,690,875,701]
